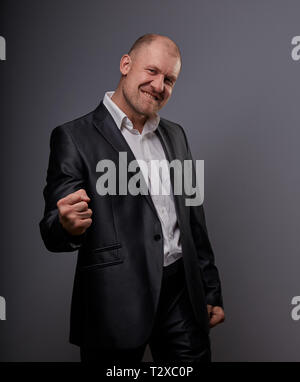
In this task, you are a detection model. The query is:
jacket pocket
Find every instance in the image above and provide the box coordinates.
[92,242,122,253]
[80,242,123,271]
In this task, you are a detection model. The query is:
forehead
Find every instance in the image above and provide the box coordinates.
[134,40,181,78]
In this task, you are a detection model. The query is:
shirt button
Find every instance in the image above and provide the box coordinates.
[154,234,161,241]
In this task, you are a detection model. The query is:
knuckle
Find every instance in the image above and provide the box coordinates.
[77,201,86,211]
[58,205,66,216]
[82,201,88,209]
[57,198,64,208]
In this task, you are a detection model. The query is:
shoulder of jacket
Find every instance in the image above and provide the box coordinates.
[159,117,188,142]
[52,109,95,136]
[160,117,186,133]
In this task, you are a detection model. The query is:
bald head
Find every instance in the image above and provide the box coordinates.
[111,33,181,126]
[128,33,182,66]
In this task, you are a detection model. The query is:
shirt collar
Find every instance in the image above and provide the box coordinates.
[103,91,160,135]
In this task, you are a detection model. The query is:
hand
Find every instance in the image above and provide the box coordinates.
[57,189,92,236]
[207,305,225,328]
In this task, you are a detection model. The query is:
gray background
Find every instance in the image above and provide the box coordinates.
[0,0,299,361]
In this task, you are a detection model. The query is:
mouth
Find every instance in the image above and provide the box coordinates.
[141,90,160,102]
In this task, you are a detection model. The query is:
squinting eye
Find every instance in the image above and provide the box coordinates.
[148,69,155,73]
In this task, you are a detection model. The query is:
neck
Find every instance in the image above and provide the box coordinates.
[111,88,148,134]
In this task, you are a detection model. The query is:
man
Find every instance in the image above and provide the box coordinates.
[40,33,225,362]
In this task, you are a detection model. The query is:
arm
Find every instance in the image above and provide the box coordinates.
[39,125,89,252]
[179,124,224,311]
[189,200,224,308]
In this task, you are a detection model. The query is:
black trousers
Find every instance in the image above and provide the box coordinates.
[80,258,211,363]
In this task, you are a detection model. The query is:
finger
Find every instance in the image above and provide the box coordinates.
[80,218,92,228]
[73,201,89,212]
[64,190,90,205]
[62,192,85,206]
[212,307,225,320]
[75,188,90,202]
[210,313,225,328]
[77,209,93,219]
[209,315,220,328]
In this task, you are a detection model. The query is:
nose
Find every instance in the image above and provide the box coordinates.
[151,74,165,94]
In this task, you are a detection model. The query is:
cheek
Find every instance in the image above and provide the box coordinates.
[125,74,140,92]
[164,88,172,100]
[139,74,153,88]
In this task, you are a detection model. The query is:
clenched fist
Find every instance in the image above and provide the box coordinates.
[207,304,225,328]
[57,189,93,236]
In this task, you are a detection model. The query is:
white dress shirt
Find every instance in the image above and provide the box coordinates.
[103,91,182,267]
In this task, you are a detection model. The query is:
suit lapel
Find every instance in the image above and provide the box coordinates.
[93,101,136,163]
[155,122,176,176]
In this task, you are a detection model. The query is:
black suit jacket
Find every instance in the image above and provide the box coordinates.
[39,101,223,349]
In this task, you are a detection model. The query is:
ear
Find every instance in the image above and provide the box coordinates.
[120,54,132,76]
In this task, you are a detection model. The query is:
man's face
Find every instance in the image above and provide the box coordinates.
[120,40,181,119]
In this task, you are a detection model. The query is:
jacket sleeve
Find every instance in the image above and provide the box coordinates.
[39,125,87,252]
[179,124,224,308]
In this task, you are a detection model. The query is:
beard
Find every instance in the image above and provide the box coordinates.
[122,84,158,119]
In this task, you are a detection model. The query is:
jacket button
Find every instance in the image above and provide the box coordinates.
[154,234,161,241]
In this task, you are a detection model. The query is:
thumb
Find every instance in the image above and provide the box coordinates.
[76,188,90,202]
[207,304,213,316]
